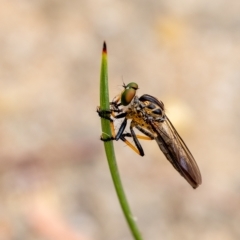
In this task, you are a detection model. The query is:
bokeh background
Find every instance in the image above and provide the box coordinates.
[1,0,240,239]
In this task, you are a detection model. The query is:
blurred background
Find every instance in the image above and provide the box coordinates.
[0,0,240,239]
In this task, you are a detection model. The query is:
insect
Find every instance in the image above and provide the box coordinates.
[98,82,202,189]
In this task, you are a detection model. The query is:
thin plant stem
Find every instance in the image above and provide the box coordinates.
[99,42,143,240]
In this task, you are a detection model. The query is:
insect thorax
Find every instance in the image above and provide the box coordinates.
[126,96,165,124]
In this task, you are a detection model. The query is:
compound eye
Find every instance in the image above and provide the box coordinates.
[126,82,138,90]
[121,82,138,106]
[121,88,136,106]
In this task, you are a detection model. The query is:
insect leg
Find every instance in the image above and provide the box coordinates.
[115,118,127,140]
[100,120,116,141]
[100,117,144,156]
[129,122,145,156]
[99,117,140,157]
[97,107,113,121]
[119,134,144,156]
[115,123,156,156]
[135,125,155,140]
[99,110,128,142]
[97,106,120,141]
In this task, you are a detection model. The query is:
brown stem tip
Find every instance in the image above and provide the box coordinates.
[103,41,107,54]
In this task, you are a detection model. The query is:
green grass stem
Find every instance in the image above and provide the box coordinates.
[99,41,143,240]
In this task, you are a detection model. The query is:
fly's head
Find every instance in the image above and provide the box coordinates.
[121,82,138,106]
[110,82,138,113]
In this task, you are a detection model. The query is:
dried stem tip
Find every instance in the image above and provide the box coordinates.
[103,41,107,54]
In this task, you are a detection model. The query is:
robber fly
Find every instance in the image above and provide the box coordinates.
[98,82,202,189]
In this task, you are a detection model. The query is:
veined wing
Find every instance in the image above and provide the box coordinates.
[151,116,202,189]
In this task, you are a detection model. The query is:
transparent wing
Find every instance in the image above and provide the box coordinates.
[151,116,202,188]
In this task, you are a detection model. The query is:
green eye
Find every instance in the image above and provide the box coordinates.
[121,82,138,106]
[124,82,138,90]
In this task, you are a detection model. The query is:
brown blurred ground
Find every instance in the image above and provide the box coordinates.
[0,0,240,240]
